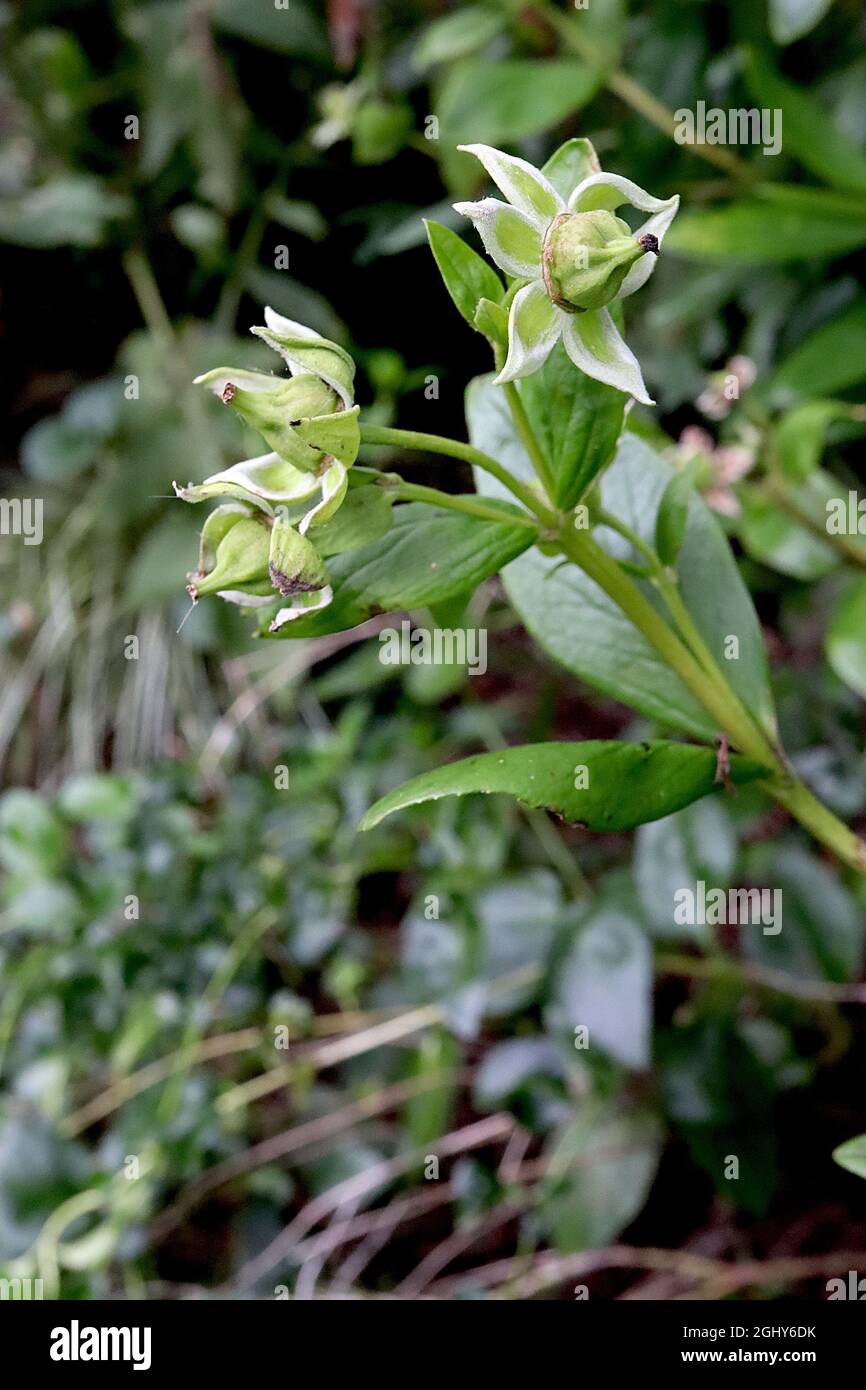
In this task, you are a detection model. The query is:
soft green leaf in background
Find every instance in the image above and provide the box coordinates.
[536,1100,663,1251]
[549,905,652,1069]
[826,576,866,701]
[771,298,866,399]
[668,182,866,264]
[744,49,866,193]
[769,0,834,45]
[436,60,599,193]
[634,798,738,941]
[412,5,507,71]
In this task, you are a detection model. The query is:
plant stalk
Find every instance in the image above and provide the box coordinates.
[559,526,866,872]
[359,423,555,523]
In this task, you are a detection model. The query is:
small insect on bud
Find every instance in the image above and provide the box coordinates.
[268,514,329,595]
[543,210,652,313]
[187,515,270,600]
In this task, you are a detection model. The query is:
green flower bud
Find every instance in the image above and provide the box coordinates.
[542,210,653,313]
[188,516,270,600]
[224,373,339,471]
[268,514,329,596]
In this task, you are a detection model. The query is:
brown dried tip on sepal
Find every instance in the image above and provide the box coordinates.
[268,563,325,596]
[638,233,659,255]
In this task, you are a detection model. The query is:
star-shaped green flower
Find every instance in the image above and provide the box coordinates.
[454,141,679,405]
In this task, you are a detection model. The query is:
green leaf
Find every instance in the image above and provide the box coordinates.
[541,138,601,201]
[667,187,866,263]
[437,60,599,192]
[737,486,838,581]
[635,798,738,941]
[412,6,506,70]
[827,576,866,700]
[536,1099,663,1251]
[0,791,67,878]
[359,740,763,833]
[0,177,130,249]
[268,501,533,638]
[769,0,834,46]
[549,905,651,1069]
[745,49,866,193]
[775,400,863,481]
[772,298,866,399]
[311,485,393,558]
[467,377,776,741]
[742,844,864,983]
[655,468,694,566]
[57,776,135,823]
[520,341,625,510]
[212,0,328,60]
[833,1134,866,1180]
[262,193,327,241]
[425,220,504,329]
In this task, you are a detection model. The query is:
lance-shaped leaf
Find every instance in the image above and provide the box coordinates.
[359,740,763,832]
[425,219,504,329]
[252,307,355,408]
[311,484,393,557]
[520,338,626,510]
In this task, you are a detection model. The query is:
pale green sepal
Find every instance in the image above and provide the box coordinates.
[269,586,334,631]
[198,503,255,571]
[253,307,355,408]
[293,404,361,467]
[299,461,349,534]
[268,514,330,595]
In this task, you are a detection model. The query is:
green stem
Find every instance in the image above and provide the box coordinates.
[123,247,175,349]
[595,508,659,571]
[535,1,753,181]
[654,572,728,682]
[502,381,556,500]
[389,479,539,530]
[359,422,554,523]
[560,527,778,768]
[761,475,866,570]
[560,526,866,872]
[770,779,866,874]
